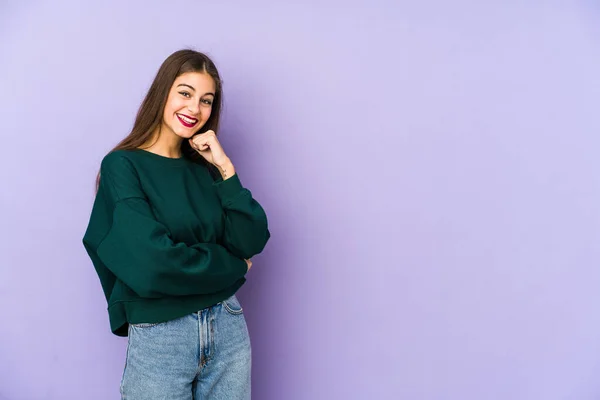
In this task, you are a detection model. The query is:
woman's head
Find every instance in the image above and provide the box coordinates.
[96,49,224,189]
[121,49,223,149]
[161,71,216,140]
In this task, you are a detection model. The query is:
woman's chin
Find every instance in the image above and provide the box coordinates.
[173,128,196,139]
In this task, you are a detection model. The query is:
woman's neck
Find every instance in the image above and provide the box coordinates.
[140,126,183,159]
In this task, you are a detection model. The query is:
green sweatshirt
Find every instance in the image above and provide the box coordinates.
[82,149,270,336]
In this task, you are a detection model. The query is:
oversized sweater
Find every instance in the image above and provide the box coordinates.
[82,148,270,336]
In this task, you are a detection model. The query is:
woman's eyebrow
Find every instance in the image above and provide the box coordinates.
[177,83,215,96]
[177,83,196,91]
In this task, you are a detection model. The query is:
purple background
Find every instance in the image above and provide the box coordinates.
[1,1,600,399]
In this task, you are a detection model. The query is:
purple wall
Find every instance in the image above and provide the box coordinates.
[1,1,600,399]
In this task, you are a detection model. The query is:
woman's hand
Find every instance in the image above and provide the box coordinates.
[189,130,230,168]
[245,259,252,271]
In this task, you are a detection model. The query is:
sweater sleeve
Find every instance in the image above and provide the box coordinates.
[95,154,248,298]
[212,172,271,260]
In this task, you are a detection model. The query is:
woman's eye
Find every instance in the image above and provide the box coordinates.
[202,99,213,105]
[179,91,191,98]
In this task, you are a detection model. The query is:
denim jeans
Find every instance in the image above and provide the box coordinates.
[120,294,251,399]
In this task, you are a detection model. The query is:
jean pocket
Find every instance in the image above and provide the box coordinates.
[222,295,243,315]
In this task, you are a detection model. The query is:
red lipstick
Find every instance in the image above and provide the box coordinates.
[176,113,198,128]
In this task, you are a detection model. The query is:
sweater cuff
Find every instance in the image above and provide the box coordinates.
[234,256,249,277]
[213,173,244,203]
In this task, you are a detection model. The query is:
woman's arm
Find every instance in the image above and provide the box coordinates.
[89,153,248,299]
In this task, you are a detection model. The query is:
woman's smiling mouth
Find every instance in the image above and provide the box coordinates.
[176,113,198,128]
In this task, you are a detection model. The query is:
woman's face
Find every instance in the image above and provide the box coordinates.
[161,71,216,139]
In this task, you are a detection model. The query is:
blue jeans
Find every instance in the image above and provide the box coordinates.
[120,294,251,399]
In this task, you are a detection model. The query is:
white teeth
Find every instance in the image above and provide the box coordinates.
[178,114,197,124]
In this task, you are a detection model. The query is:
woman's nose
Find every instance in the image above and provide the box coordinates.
[187,102,199,115]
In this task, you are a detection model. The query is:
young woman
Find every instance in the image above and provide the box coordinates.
[82,49,270,399]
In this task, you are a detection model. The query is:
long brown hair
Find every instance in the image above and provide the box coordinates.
[95,49,224,191]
